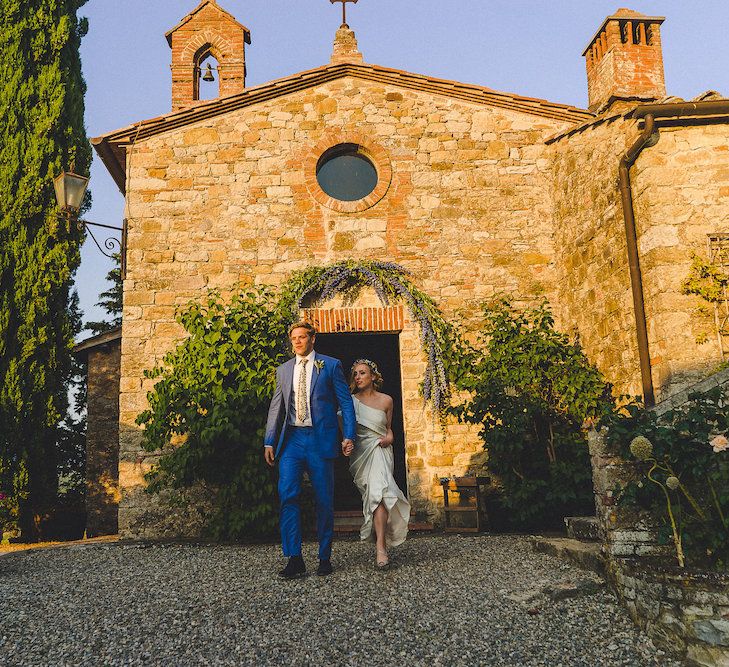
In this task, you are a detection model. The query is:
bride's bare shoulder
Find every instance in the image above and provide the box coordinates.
[375,392,394,410]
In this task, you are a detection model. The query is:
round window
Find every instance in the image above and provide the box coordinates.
[316,144,378,202]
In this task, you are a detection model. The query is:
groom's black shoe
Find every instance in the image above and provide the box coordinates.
[278,556,306,579]
[317,559,333,576]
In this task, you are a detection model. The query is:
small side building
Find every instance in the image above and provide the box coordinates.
[73,328,122,537]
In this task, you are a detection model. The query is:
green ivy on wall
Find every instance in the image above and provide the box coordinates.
[681,252,729,351]
[136,287,287,539]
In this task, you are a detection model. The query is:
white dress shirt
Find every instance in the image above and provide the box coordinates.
[291,350,315,427]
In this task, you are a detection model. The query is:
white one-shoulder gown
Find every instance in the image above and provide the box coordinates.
[349,396,411,547]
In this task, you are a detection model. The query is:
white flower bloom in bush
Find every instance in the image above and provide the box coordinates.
[630,435,654,461]
[710,434,729,453]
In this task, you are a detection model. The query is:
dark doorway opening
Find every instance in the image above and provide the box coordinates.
[315,333,408,512]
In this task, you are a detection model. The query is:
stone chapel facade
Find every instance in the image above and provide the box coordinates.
[91,1,729,537]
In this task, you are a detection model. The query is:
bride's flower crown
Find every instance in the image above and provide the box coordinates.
[351,358,380,374]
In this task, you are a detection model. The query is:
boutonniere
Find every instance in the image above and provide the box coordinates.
[314,359,325,374]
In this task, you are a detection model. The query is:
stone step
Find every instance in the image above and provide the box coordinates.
[564,516,600,542]
[333,513,434,534]
[531,536,605,575]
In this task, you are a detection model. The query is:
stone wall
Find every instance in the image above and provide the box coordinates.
[589,371,729,666]
[118,77,570,536]
[550,114,644,398]
[549,116,729,401]
[654,366,729,417]
[85,340,121,537]
[587,426,663,559]
[611,559,729,667]
[632,124,729,397]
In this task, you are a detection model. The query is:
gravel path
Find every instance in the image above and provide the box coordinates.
[0,534,680,666]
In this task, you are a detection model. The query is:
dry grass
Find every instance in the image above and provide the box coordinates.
[0,535,118,555]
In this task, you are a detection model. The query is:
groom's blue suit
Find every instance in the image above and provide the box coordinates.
[264,353,356,560]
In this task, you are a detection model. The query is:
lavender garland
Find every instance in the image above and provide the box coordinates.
[280,260,455,421]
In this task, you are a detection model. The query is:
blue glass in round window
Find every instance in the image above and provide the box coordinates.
[316,144,378,202]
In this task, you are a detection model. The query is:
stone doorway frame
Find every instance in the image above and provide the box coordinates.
[301,302,483,523]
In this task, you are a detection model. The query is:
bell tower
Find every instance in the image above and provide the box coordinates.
[583,8,665,114]
[166,0,251,111]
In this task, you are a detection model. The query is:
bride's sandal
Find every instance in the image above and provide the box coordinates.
[376,547,389,569]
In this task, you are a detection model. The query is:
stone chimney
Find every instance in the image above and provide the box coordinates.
[330,25,364,65]
[166,0,251,111]
[583,8,666,114]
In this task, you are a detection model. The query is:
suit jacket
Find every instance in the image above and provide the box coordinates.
[264,353,356,459]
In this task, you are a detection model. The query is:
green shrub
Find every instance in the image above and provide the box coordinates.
[0,458,27,539]
[602,388,729,570]
[455,299,613,530]
[136,287,288,540]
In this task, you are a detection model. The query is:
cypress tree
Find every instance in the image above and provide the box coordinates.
[0,0,91,540]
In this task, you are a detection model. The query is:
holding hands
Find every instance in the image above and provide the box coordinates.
[342,438,355,457]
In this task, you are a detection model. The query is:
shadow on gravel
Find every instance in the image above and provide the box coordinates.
[0,557,21,576]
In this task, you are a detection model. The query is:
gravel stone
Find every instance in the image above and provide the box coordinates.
[0,534,681,666]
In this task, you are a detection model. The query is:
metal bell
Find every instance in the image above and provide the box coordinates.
[201,63,215,83]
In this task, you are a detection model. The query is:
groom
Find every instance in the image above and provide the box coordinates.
[264,321,356,578]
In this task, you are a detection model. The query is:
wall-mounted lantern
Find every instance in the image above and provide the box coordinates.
[53,170,90,213]
[53,170,127,278]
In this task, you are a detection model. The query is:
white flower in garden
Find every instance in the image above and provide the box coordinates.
[710,434,729,453]
[629,436,654,461]
[666,476,680,490]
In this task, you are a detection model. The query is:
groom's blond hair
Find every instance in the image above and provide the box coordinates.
[288,321,317,339]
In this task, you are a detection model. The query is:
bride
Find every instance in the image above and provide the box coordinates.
[342,359,411,568]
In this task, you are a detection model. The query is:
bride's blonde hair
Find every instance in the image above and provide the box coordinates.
[349,359,384,393]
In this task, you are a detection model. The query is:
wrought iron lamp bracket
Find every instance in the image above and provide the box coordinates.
[59,209,128,278]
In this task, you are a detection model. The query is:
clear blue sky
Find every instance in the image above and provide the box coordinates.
[75,0,729,332]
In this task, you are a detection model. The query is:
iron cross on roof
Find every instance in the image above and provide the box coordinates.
[330,0,358,27]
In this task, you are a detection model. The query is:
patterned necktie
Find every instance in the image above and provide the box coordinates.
[296,358,309,423]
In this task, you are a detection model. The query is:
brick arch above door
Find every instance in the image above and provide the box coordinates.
[303,305,404,334]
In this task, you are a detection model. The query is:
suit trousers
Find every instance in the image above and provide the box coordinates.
[278,426,335,561]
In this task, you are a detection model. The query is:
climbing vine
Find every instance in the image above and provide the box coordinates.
[279,260,466,418]
[136,287,287,538]
[453,299,614,529]
[681,252,729,352]
[681,253,729,305]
